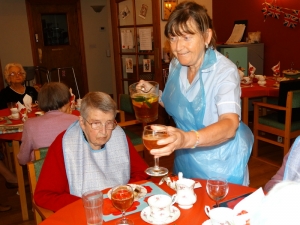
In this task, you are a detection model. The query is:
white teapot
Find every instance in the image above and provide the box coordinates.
[173,172,197,209]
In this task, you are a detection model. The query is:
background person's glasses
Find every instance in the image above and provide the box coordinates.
[9,72,25,76]
[83,117,116,130]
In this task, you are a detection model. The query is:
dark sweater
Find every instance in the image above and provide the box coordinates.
[0,86,38,109]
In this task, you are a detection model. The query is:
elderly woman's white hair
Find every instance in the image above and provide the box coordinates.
[250,181,300,225]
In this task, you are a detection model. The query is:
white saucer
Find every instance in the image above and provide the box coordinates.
[107,184,147,201]
[202,219,211,225]
[140,206,180,225]
[7,115,20,120]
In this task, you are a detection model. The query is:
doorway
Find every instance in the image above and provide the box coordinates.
[26,0,88,98]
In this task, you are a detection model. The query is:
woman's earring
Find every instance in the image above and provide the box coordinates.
[205,43,208,49]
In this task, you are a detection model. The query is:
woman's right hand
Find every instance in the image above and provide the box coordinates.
[136,80,154,93]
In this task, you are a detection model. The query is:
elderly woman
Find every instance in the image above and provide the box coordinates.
[34,92,149,212]
[17,82,78,165]
[0,63,38,109]
[139,2,253,185]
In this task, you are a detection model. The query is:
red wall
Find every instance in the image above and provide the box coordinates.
[213,0,300,75]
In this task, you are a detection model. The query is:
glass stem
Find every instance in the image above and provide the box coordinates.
[154,157,160,171]
[121,210,126,222]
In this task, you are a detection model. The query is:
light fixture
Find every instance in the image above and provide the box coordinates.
[91,5,105,13]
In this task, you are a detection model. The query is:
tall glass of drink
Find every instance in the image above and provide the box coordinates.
[129,81,159,123]
[143,124,169,176]
[111,185,134,225]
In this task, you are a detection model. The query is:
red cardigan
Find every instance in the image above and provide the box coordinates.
[34,131,149,212]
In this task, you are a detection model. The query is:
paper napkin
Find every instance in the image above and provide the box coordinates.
[232,188,265,225]
[23,94,32,112]
[17,101,28,122]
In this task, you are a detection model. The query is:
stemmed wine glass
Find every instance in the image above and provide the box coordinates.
[111,185,134,225]
[206,177,229,207]
[143,124,169,176]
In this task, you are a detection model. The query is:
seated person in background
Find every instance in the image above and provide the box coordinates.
[17,82,78,165]
[0,63,38,109]
[251,181,300,225]
[264,135,300,192]
[34,92,149,212]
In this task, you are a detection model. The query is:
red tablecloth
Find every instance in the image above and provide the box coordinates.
[40,179,256,225]
[241,77,279,98]
[0,108,80,141]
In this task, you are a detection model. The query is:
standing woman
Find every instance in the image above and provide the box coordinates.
[0,63,38,109]
[139,2,253,185]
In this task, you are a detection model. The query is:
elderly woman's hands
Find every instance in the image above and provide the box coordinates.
[149,126,195,157]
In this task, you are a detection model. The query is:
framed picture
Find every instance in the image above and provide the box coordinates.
[161,0,177,21]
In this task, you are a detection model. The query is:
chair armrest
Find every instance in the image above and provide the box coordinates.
[118,120,141,127]
[253,101,286,111]
[117,110,125,122]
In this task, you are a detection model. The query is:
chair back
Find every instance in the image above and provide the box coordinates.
[28,158,45,193]
[119,94,135,114]
[24,66,36,86]
[34,147,49,160]
[278,79,300,123]
[35,66,50,85]
[27,158,53,223]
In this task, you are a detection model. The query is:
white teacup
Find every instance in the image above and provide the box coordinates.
[148,194,176,223]
[205,206,234,225]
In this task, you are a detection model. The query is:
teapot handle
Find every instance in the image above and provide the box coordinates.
[204,205,210,217]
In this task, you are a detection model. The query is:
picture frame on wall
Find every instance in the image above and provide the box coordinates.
[161,0,177,21]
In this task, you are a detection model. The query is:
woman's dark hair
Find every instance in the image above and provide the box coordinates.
[164,1,217,49]
[38,82,71,111]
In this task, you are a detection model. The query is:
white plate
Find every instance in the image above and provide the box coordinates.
[140,206,180,225]
[7,115,20,120]
[202,219,211,225]
[283,70,300,75]
[107,184,147,201]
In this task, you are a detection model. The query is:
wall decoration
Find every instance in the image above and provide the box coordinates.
[121,6,130,20]
[161,0,177,21]
[262,1,300,29]
[125,58,133,73]
[143,59,151,72]
[139,4,148,19]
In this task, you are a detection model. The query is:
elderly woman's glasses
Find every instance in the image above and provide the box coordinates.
[9,72,25,77]
[83,117,117,130]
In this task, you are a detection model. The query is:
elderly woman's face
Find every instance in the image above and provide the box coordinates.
[79,108,115,150]
[8,66,25,84]
[169,19,211,69]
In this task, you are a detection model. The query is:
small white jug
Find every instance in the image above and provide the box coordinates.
[173,173,197,209]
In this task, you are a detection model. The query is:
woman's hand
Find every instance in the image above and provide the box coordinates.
[149,126,194,157]
[136,80,154,93]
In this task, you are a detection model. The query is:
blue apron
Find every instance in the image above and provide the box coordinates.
[161,54,253,185]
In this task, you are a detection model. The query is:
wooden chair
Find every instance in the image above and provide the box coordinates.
[117,94,146,155]
[34,147,49,160]
[27,158,53,224]
[253,89,300,166]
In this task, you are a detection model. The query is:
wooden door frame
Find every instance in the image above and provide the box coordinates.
[110,0,162,100]
[25,0,89,94]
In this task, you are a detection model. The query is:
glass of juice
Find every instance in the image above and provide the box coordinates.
[111,185,134,225]
[129,81,159,123]
[143,124,169,176]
